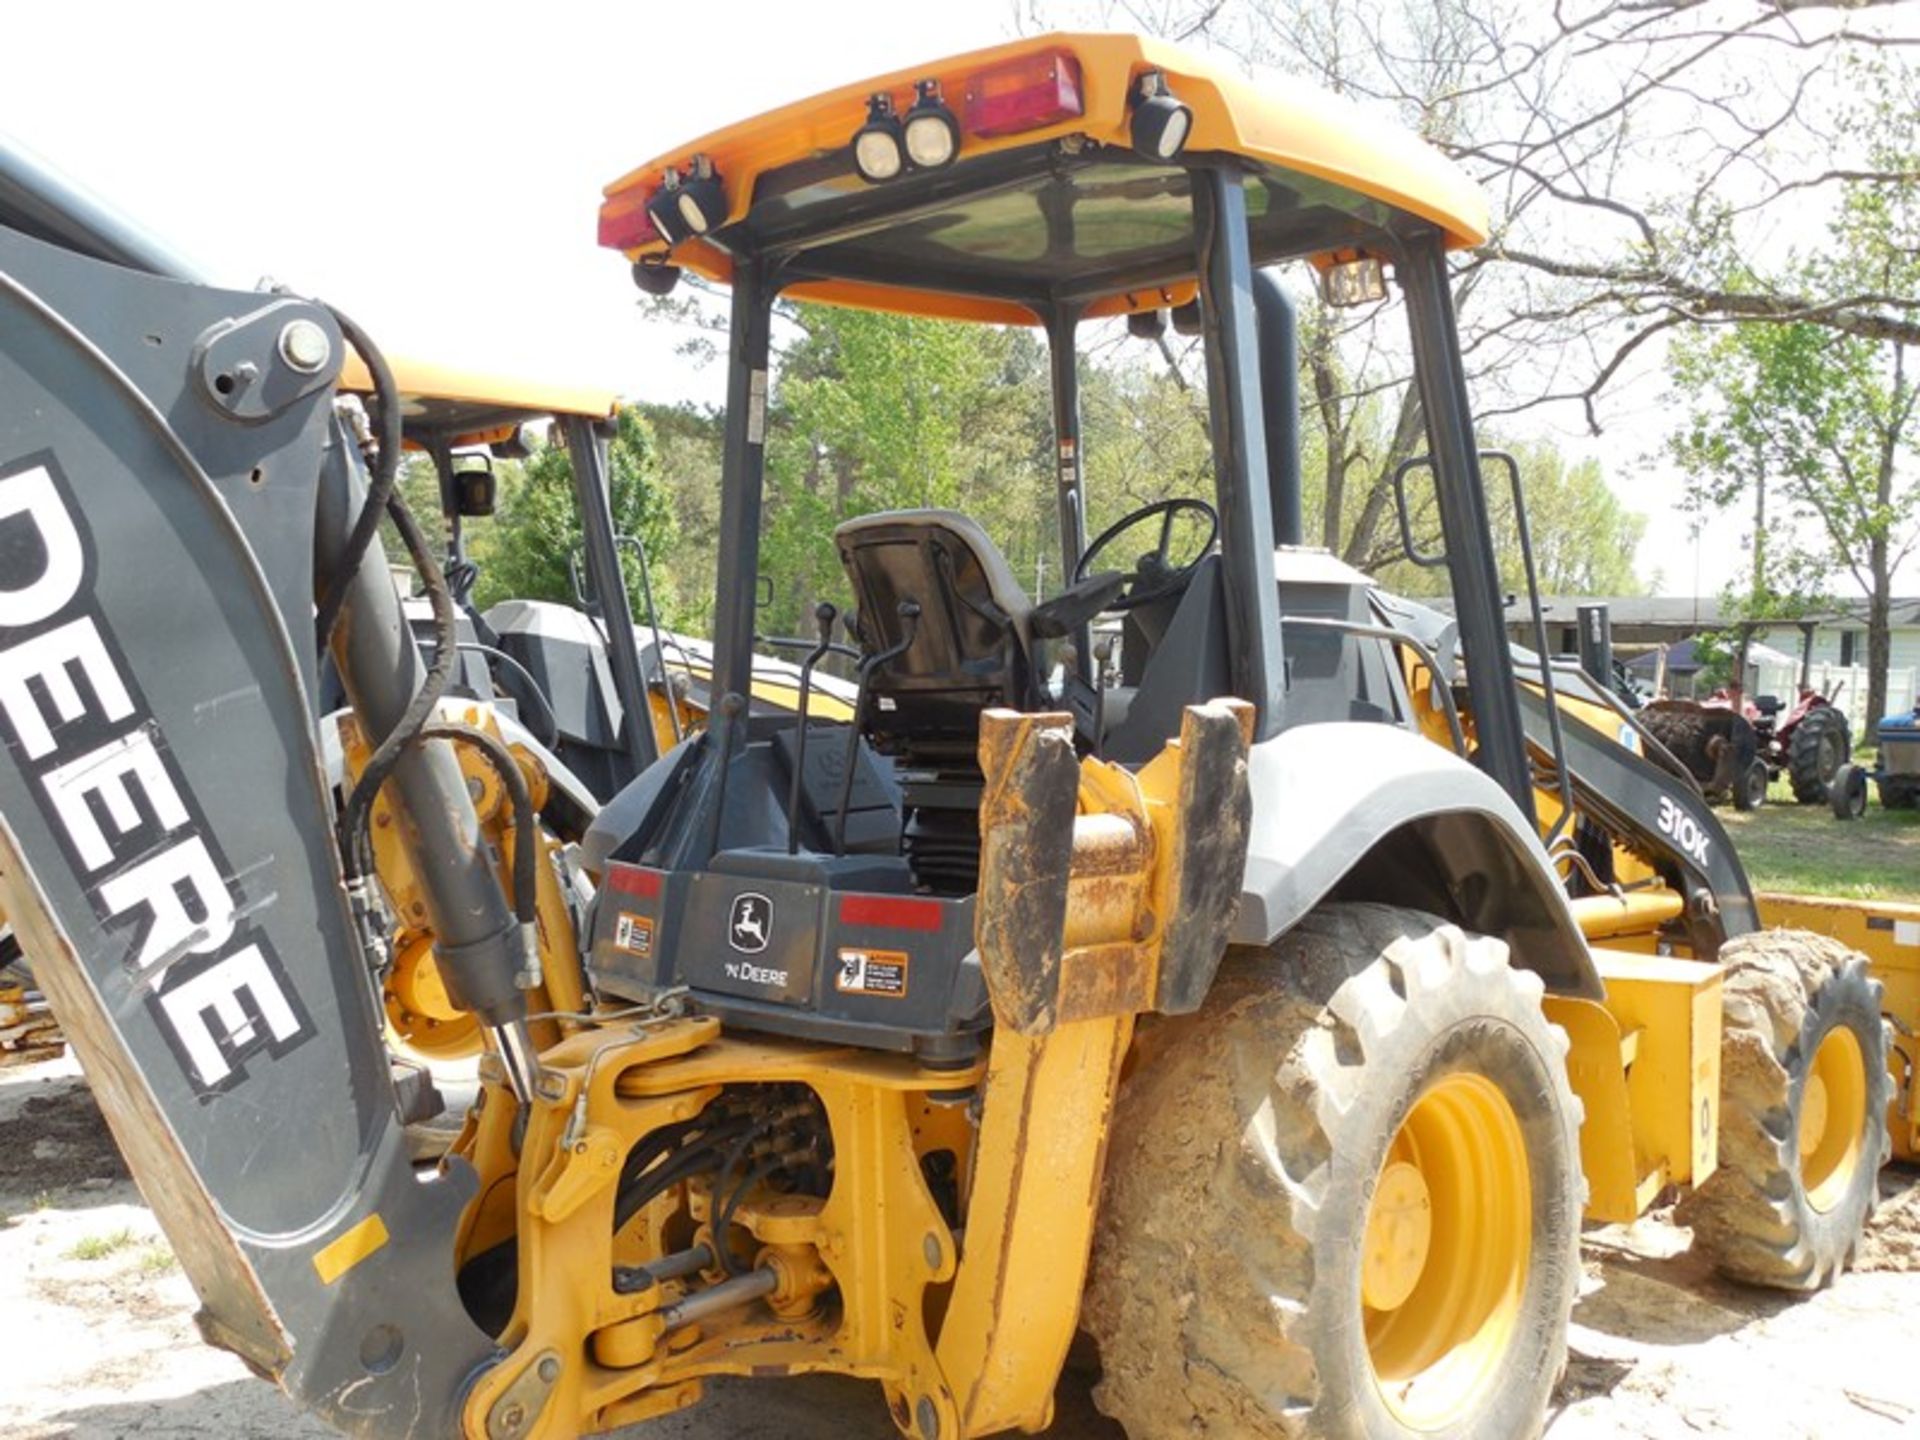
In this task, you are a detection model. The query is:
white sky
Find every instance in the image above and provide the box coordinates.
[9,1,1901,600]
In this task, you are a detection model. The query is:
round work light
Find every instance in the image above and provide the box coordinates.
[674,155,727,236]
[853,93,907,182]
[645,168,695,246]
[631,259,682,297]
[1129,71,1192,162]
[903,79,961,170]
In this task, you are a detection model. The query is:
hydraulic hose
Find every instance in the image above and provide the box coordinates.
[456,642,562,750]
[309,307,536,1099]
[315,304,402,645]
[339,487,459,885]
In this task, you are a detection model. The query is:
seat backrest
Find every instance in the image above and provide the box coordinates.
[834,509,1035,755]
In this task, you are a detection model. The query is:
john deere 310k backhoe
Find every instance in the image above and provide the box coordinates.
[1,31,1913,1440]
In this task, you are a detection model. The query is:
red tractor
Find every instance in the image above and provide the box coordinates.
[1705,684,1853,805]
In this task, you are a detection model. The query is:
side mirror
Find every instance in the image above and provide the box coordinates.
[453,464,497,518]
[489,423,536,461]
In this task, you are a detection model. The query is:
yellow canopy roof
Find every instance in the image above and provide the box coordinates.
[601,31,1488,325]
[337,351,619,449]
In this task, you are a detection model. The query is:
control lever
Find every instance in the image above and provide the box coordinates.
[1092,633,1116,758]
[834,600,920,857]
[786,601,838,855]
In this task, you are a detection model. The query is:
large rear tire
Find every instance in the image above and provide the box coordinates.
[1083,904,1582,1440]
[1677,931,1889,1290]
[1788,704,1851,804]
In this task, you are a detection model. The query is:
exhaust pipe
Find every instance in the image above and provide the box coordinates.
[1252,270,1301,548]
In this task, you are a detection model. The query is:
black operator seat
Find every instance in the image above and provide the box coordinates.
[833,509,1122,893]
[834,509,1043,753]
[834,509,1126,756]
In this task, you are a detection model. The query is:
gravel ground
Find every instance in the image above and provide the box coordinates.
[3,1054,1917,1440]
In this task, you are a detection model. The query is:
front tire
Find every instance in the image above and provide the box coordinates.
[1084,904,1582,1440]
[1677,931,1890,1289]
[1830,763,1868,820]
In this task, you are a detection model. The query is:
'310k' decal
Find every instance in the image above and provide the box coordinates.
[1656,793,1712,867]
[0,454,313,1098]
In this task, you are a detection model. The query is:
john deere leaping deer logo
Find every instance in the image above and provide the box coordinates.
[729,893,772,954]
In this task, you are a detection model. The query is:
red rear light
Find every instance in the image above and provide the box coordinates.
[838,894,945,932]
[597,190,659,251]
[963,51,1085,138]
[607,865,664,899]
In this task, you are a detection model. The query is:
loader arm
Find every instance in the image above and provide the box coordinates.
[0,204,496,1431]
[1513,680,1760,950]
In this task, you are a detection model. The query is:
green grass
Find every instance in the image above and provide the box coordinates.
[1719,781,1920,900]
[63,1226,138,1261]
[136,1244,177,1275]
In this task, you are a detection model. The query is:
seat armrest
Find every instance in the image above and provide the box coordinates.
[1029,571,1125,640]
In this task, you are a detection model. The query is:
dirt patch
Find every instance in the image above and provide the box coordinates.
[1,1058,1917,1440]
[0,1077,127,1203]
[1857,1173,1920,1273]
[38,1264,180,1326]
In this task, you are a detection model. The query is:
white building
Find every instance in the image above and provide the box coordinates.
[1515,596,1920,731]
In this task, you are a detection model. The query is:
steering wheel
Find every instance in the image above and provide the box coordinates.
[1074,497,1220,611]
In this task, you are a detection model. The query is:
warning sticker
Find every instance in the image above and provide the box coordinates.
[747,368,768,445]
[836,947,909,999]
[614,912,655,959]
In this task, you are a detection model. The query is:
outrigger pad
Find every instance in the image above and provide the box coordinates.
[973,699,1254,1036]
[1155,698,1256,1014]
[974,710,1081,1036]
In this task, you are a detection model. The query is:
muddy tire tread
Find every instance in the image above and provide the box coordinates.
[1083,903,1582,1440]
[1676,930,1890,1289]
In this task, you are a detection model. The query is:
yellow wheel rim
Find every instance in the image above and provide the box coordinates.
[1800,1026,1867,1213]
[1364,1072,1531,1429]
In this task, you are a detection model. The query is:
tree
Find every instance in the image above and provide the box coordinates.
[1033,0,1920,585]
[1079,346,1216,540]
[375,453,443,580]
[756,303,1055,636]
[471,407,681,626]
[1670,317,1918,722]
[1177,0,1920,406]
[633,401,726,634]
[1373,437,1646,599]
[1494,444,1646,598]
